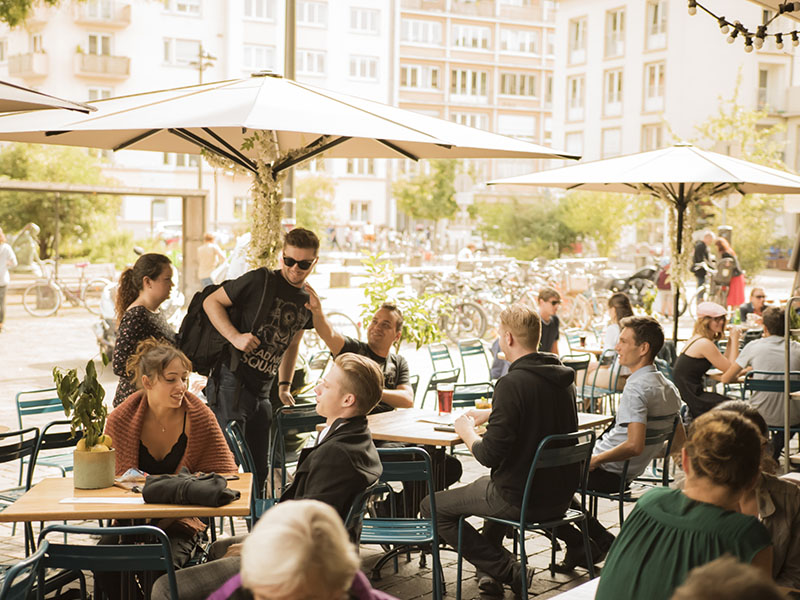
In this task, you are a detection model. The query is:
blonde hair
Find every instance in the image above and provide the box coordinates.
[125,338,191,389]
[240,500,359,599]
[692,315,724,341]
[334,353,384,415]
[500,303,541,351]
[670,556,782,600]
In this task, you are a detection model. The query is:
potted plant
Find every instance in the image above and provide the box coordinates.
[53,357,114,489]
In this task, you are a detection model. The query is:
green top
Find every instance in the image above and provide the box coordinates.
[596,487,771,600]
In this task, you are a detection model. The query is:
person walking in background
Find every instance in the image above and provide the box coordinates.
[0,227,18,333]
[112,253,177,407]
[715,237,745,308]
[692,230,715,303]
[197,232,226,289]
[537,287,561,355]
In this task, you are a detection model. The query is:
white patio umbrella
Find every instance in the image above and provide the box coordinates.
[0,79,95,113]
[491,143,800,470]
[0,72,576,174]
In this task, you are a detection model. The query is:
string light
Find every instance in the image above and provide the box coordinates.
[690,0,800,52]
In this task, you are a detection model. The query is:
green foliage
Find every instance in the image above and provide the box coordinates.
[0,0,62,26]
[53,355,108,448]
[558,191,635,257]
[393,159,458,222]
[475,196,575,260]
[295,175,335,240]
[0,143,119,259]
[359,253,445,350]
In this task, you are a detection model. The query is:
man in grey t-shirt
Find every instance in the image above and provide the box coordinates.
[721,306,800,458]
[554,316,685,573]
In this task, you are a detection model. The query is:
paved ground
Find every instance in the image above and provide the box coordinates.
[0,258,797,598]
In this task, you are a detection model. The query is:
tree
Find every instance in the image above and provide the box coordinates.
[0,0,62,26]
[393,159,458,223]
[295,174,335,241]
[558,191,636,256]
[475,196,576,260]
[0,143,118,258]
[692,82,786,278]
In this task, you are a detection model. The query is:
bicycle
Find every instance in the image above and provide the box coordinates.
[22,260,112,317]
[685,259,736,318]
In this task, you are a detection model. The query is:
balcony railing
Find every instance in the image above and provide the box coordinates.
[401,0,446,11]
[74,2,132,27]
[74,53,130,79]
[8,52,48,79]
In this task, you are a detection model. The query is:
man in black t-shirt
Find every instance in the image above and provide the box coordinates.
[304,290,413,411]
[203,228,319,494]
[537,286,561,354]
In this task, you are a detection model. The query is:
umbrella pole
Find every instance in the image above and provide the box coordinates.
[672,189,685,346]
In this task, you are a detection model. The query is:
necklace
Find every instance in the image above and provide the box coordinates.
[150,410,171,433]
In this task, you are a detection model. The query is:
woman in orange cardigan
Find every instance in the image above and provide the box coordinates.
[103,338,236,580]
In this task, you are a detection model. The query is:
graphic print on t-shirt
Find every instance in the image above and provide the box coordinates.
[242,296,308,378]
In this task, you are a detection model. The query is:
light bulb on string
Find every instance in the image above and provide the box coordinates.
[793,31,799,46]
[727,29,739,44]
[688,0,697,16]
[776,33,784,49]
[744,37,754,52]
[718,17,729,34]
[754,37,764,49]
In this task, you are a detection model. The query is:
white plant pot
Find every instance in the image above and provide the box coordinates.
[73,448,115,489]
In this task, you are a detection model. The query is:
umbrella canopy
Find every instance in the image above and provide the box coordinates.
[490,143,800,340]
[0,79,95,114]
[0,72,576,174]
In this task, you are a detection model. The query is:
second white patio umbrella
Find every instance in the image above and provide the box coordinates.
[0,79,94,113]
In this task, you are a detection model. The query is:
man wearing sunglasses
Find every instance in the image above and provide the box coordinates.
[203,227,319,494]
[738,287,767,325]
[537,287,561,355]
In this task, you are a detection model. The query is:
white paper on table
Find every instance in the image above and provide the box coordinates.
[59,497,145,504]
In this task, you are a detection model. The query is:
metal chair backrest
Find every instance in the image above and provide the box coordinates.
[272,405,326,491]
[37,524,178,600]
[452,382,493,410]
[622,414,680,485]
[654,357,674,383]
[428,343,454,371]
[27,421,81,489]
[376,447,440,518]
[0,540,48,600]
[564,328,584,352]
[224,421,256,481]
[343,480,382,538]
[15,389,62,430]
[520,431,595,525]
[408,374,419,401]
[742,370,800,396]
[561,353,591,376]
[457,338,491,381]
[421,368,461,410]
[0,427,39,468]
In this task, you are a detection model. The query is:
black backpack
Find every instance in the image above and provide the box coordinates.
[178,269,273,376]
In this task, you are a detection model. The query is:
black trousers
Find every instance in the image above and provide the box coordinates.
[554,467,621,551]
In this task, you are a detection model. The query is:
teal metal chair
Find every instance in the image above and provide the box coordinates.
[408,374,419,404]
[37,524,179,600]
[428,342,455,372]
[457,338,491,382]
[654,357,674,383]
[359,447,443,600]
[452,382,493,410]
[225,421,274,530]
[586,414,679,526]
[741,370,800,450]
[15,389,73,484]
[561,353,592,409]
[271,404,326,495]
[456,430,597,599]
[0,540,48,600]
[0,427,39,555]
[421,368,460,410]
[577,349,620,414]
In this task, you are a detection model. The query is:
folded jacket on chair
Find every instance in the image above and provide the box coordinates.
[142,467,241,507]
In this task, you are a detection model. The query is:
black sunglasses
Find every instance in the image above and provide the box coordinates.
[753,295,766,299]
[283,254,315,270]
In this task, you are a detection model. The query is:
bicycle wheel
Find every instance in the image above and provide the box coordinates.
[22,282,61,317]
[687,286,705,319]
[443,302,487,344]
[327,311,361,340]
[81,278,111,315]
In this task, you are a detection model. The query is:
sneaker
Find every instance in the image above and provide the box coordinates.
[509,562,534,599]
[552,539,605,573]
[477,572,504,598]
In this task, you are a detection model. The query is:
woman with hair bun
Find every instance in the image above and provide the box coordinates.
[112,253,176,407]
[596,410,773,600]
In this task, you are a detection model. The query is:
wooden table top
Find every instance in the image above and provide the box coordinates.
[316,409,615,447]
[0,473,252,523]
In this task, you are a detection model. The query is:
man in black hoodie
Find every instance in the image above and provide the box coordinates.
[420,304,579,598]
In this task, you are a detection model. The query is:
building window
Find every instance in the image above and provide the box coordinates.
[566,75,584,121]
[644,61,665,111]
[298,1,327,26]
[346,158,375,175]
[88,87,112,101]
[601,127,622,158]
[0,39,7,62]
[349,55,378,81]
[605,8,625,58]
[452,24,490,50]
[244,0,275,20]
[350,200,370,222]
[88,33,112,56]
[85,0,113,19]
[451,112,489,130]
[350,7,379,34]
[31,33,44,53]
[297,49,326,75]
[500,29,539,54]
[646,1,667,50]
[401,19,442,45]
[163,38,201,66]
[151,199,167,222]
[497,114,536,140]
[164,152,200,167]
[641,123,664,151]
[565,131,583,156]
[544,73,553,107]
[400,64,440,89]
[500,72,538,97]
[233,196,249,219]
[243,44,275,72]
[568,18,586,64]
[758,67,768,108]
[604,69,623,116]
[450,69,488,98]
[164,0,201,15]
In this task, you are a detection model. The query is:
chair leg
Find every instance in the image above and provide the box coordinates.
[456,517,464,600]
[519,526,528,600]
[618,497,625,526]
[579,518,596,579]
[549,529,557,577]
